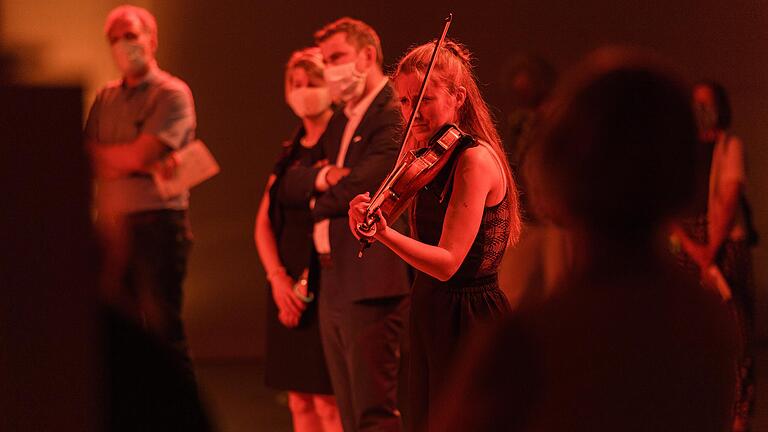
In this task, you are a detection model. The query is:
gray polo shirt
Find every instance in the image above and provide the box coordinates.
[85,69,196,214]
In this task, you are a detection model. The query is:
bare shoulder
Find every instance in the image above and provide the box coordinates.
[457,143,496,171]
[453,142,503,205]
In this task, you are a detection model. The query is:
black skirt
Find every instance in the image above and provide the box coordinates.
[264,266,332,394]
[408,272,510,431]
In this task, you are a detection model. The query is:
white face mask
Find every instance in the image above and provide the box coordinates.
[323,61,367,103]
[287,87,332,118]
[111,39,149,77]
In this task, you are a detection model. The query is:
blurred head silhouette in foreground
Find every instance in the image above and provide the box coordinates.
[434,47,738,432]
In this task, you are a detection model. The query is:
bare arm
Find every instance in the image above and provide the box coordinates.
[254,176,306,325]
[351,146,500,281]
[704,136,746,265]
[87,85,196,179]
[705,181,741,263]
[670,223,709,269]
[88,133,167,177]
[671,135,744,268]
[255,176,284,278]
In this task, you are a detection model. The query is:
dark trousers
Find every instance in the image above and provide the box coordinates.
[122,209,194,377]
[319,294,409,432]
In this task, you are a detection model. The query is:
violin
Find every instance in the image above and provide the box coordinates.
[356,14,469,257]
[355,124,474,254]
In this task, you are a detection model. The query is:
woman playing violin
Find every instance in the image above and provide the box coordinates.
[348,40,521,431]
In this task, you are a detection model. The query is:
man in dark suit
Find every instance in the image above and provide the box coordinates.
[279,17,411,432]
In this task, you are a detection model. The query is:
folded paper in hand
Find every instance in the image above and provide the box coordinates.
[152,140,220,199]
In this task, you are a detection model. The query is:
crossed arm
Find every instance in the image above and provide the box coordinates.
[254,176,307,328]
[87,133,167,179]
[86,86,194,179]
[278,118,402,221]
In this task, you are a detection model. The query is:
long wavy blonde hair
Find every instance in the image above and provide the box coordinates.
[393,39,521,244]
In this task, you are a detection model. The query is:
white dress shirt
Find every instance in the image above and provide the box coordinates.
[313,77,390,254]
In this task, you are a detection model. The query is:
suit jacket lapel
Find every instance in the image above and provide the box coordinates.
[355,83,393,136]
[344,83,396,163]
[323,106,349,162]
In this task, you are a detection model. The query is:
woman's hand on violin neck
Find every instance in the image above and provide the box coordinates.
[348,193,387,240]
[348,193,371,240]
[349,193,370,212]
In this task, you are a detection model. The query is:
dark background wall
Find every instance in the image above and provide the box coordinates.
[3,0,766,359]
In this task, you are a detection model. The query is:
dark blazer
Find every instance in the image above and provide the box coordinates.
[280,83,411,302]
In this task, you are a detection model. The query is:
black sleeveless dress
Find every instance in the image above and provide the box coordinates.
[263,129,333,394]
[407,144,512,431]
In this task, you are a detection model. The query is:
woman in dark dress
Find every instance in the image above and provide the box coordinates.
[255,48,343,432]
[674,81,756,431]
[348,40,522,431]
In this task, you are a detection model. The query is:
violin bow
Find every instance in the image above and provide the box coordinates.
[368,13,454,204]
[396,13,453,165]
[357,14,453,257]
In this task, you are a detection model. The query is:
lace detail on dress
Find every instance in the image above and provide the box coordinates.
[413,186,511,282]
[475,197,511,276]
[412,140,512,283]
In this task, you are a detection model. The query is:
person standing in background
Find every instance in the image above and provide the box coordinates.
[278,18,411,432]
[255,47,343,432]
[675,81,757,432]
[495,54,564,311]
[85,4,197,379]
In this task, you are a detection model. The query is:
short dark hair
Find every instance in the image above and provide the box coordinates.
[314,17,383,67]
